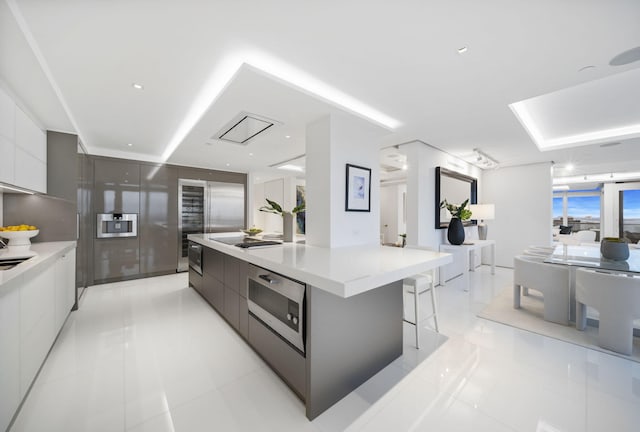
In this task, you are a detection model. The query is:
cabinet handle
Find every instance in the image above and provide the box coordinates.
[259,274,279,284]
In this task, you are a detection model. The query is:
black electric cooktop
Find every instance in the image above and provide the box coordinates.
[211,236,282,248]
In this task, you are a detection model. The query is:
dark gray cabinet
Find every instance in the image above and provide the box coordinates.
[189,268,203,293]
[203,247,224,281]
[223,255,240,292]
[222,255,243,330]
[94,158,140,214]
[203,272,224,312]
[93,158,140,282]
[239,296,249,339]
[238,259,248,338]
[140,164,178,275]
[47,131,78,203]
[202,247,224,312]
[77,146,93,297]
[223,286,240,330]
[190,245,248,338]
[249,315,306,398]
[93,237,140,282]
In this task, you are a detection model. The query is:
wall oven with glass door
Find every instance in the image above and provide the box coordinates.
[247,264,306,354]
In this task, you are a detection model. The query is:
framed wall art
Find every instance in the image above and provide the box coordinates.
[345,163,371,212]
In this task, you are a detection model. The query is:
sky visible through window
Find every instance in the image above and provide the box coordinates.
[622,189,640,219]
[553,195,601,219]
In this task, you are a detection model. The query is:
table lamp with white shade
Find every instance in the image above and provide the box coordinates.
[469,204,495,240]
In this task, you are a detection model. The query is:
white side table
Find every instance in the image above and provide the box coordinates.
[439,240,496,291]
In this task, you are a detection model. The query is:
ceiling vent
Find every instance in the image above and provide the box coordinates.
[214,112,279,145]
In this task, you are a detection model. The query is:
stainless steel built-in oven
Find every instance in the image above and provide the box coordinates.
[247,264,306,354]
[96,213,138,238]
[188,242,203,276]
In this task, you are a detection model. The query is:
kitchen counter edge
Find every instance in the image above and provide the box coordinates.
[0,241,77,292]
[188,234,452,298]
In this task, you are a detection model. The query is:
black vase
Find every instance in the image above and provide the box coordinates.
[447,218,465,245]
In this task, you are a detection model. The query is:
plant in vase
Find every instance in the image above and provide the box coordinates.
[259,198,306,242]
[440,198,472,245]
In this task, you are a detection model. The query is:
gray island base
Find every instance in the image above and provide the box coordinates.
[306,281,402,419]
[187,234,452,420]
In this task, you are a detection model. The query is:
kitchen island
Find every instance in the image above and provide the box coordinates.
[188,233,452,420]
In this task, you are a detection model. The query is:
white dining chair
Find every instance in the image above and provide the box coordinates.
[575,268,640,356]
[513,255,571,325]
[575,230,597,243]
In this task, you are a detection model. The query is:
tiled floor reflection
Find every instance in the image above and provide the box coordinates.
[10,266,640,431]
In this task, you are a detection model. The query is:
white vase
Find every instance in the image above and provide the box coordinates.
[283,213,295,242]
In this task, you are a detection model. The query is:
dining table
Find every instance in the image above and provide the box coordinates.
[543,243,640,322]
[544,244,640,274]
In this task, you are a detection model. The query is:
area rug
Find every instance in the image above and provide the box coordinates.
[477,288,640,363]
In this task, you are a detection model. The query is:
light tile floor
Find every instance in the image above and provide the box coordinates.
[9,266,640,432]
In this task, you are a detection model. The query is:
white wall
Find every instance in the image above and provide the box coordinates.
[482,162,553,267]
[251,176,300,234]
[403,141,482,281]
[306,113,383,248]
[0,191,3,227]
[404,141,482,249]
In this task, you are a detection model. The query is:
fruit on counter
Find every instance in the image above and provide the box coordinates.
[0,224,38,231]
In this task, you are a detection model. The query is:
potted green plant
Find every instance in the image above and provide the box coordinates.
[440,198,472,245]
[259,198,306,242]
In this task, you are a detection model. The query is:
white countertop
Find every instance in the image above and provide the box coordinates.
[189,234,452,298]
[0,241,76,292]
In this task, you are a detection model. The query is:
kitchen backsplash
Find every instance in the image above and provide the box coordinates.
[3,193,76,242]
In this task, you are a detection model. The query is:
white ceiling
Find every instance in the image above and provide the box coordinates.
[2,0,640,181]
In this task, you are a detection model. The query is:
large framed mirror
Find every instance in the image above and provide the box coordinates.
[435,167,477,229]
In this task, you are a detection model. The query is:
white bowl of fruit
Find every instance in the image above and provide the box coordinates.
[0,225,39,246]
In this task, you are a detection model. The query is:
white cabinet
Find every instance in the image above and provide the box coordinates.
[14,146,47,193]
[0,246,77,432]
[19,264,56,398]
[54,252,76,331]
[0,87,47,193]
[0,282,20,432]
[0,86,15,140]
[0,134,15,184]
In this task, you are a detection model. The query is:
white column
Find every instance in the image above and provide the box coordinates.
[305,113,384,248]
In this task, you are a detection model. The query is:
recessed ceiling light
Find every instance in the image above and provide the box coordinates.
[402,164,408,170]
[132,83,144,90]
[226,163,230,167]
[457,46,468,54]
[566,163,574,171]
[285,135,291,139]
[127,143,133,147]
[249,152,254,156]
